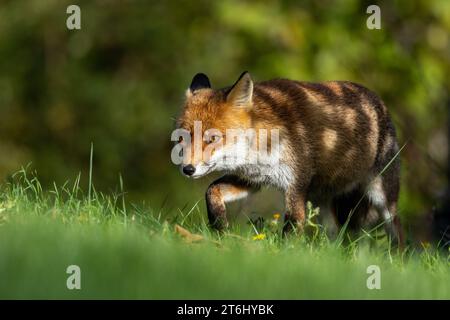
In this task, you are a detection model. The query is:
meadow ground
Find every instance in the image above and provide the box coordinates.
[0,169,448,299]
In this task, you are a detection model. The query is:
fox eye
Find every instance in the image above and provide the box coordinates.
[206,134,221,144]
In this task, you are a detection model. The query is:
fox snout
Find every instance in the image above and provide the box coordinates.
[180,160,217,179]
[178,141,218,178]
[182,164,196,176]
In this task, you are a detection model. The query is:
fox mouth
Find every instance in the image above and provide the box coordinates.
[191,163,216,179]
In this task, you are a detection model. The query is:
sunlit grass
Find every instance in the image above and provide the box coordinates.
[0,168,448,299]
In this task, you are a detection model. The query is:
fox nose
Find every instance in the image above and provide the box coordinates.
[183,165,196,176]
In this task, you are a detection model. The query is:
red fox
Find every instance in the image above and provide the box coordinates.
[174,72,404,246]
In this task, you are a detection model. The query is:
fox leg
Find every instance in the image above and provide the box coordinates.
[283,190,306,235]
[387,202,404,248]
[206,175,257,231]
[367,176,404,248]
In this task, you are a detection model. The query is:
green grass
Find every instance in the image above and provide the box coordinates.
[0,169,448,299]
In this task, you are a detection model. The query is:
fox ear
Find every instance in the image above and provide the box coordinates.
[189,73,211,93]
[227,71,253,107]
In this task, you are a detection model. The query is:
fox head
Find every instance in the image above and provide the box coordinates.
[174,72,256,178]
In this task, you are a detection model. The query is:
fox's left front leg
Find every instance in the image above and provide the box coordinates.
[283,188,306,235]
[206,175,257,231]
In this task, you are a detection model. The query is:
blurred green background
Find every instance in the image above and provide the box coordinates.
[0,0,448,239]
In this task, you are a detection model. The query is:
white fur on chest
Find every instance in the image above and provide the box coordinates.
[212,135,295,190]
[237,140,294,190]
[237,162,294,191]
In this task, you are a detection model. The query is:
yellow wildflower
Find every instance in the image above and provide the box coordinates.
[252,233,266,241]
[273,213,281,220]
